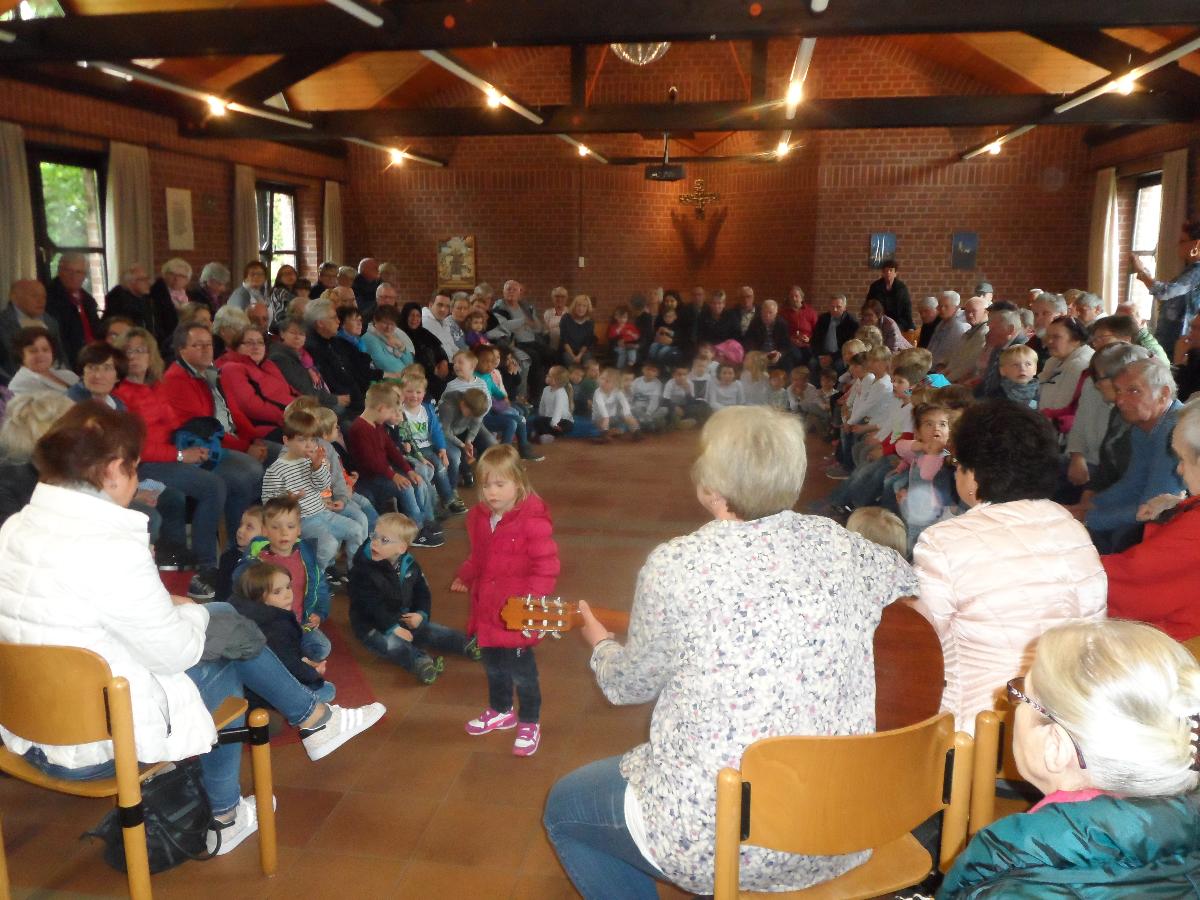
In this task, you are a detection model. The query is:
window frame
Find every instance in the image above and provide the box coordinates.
[255,181,298,279]
[1127,171,1163,320]
[26,143,109,296]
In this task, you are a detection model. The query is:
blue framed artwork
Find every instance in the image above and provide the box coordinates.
[869,232,896,268]
[952,231,978,270]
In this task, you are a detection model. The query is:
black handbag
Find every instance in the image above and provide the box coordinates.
[85,758,219,873]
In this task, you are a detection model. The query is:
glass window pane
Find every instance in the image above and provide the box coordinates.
[48,250,107,299]
[273,193,296,252]
[40,162,103,250]
[270,254,297,283]
[256,189,271,253]
[1131,183,1162,253]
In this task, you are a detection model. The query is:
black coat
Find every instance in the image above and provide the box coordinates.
[811,312,860,357]
[348,545,432,640]
[306,330,364,411]
[866,277,914,331]
[694,307,740,347]
[231,598,325,688]
[742,316,790,354]
[0,461,37,530]
[45,277,101,369]
[352,275,381,318]
[266,342,343,412]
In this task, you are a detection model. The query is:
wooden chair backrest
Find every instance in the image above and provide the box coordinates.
[737,712,957,856]
[874,601,944,731]
[0,643,116,745]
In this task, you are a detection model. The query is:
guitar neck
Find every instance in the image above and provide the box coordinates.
[582,608,630,633]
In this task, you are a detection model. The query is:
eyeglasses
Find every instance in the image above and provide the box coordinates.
[372,534,404,545]
[125,346,149,356]
[1006,676,1087,769]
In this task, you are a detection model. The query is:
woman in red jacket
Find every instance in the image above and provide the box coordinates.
[451,444,559,757]
[215,325,299,441]
[1103,398,1200,641]
[113,328,227,599]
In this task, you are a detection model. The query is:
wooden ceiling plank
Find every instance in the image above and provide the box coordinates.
[1029,29,1200,95]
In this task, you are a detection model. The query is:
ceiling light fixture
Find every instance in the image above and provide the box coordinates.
[609,43,670,66]
[785,37,816,120]
[776,133,791,158]
[1113,74,1136,95]
[324,0,385,28]
[485,86,502,109]
[346,137,445,168]
[986,141,1002,155]
[555,134,608,163]
[206,96,227,116]
[961,125,1035,161]
[419,50,545,125]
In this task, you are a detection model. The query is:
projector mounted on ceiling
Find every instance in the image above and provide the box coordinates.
[645,85,684,182]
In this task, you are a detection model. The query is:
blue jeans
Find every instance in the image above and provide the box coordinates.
[214,449,264,546]
[614,346,637,369]
[301,508,366,571]
[484,408,531,452]
[830,455,893,510]
[417,446,455,504]
[139,461,227,568]
[356,475,428,526]
[545,756,664,899]
[344,492,378,534]
[356,620,470,674]
[301,626,332,662]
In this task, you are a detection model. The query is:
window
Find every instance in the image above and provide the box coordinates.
[27,146,108,300]
[0,0,64,21]
[1128,173,1163,321]
[256,183,297,281]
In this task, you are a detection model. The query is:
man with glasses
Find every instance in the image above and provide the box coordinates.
[45,252,101,369]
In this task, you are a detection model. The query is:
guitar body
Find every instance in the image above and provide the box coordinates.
[500,595,943,731]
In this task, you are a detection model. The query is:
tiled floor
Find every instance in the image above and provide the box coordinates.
[1,429,835,899]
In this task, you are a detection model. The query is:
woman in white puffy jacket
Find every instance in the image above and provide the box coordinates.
[0,403,383,857]
[912,400,1106,734]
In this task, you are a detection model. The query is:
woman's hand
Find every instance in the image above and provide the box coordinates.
[400,612,423,629]
[170,594,195,606]
[1066,453,1091,487]
[133,489,160,508]
[1137,492,1185,522]
[577,600,614,648]
[450,577,469,593]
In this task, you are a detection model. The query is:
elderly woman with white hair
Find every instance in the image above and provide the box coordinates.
[940,619,1200,896]
[211,304,251,359]
[545,406,917,899]
[146,257,194,348]
[1102,396,1200,641]
[191,261,230,310]
[915,294,940,348]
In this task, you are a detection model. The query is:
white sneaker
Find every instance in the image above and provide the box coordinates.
[208,795,260,857]
[301,702,386,761]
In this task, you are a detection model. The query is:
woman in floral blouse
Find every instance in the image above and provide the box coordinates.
[544,405,917,898]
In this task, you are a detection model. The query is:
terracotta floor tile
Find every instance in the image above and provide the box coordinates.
[352,742,473,800]
[309,792,440,858]
[444,749,569,809]
[264,851,408,897]
[268,784,344,849]
[511,870,580,900]
[412,800,541,868]
[392,861,516,900]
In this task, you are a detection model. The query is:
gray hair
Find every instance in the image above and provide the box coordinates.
[337,266,356,280]
[1019,309,1035,329]
[211,304,250,337]
[1034,292,1068,315]
[375,282,396,300]
[304,298,335,327]
[1119,357,1176,402]
[451,291,470,304]
[120,264,147,287]
[57,251,86,272]
[989,309,1022,333]
[161,257,192,279]
[1092,342,1150,381]
[917,295,939,311]
[1077,292,1105,312]
[199,262,230,286]
[939,290,961,307]
[762,299,779,313]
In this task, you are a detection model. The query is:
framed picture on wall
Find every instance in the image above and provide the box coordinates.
[437,235,476,289]
[166,188,195,251]
[952,231,978,270]
[869,232,896,268]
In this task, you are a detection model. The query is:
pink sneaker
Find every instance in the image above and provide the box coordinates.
[512,722,541,757]
[465,707,517,735]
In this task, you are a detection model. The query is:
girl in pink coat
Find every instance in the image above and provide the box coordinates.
[451,444,560,756]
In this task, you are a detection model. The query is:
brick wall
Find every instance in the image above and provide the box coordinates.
[0,75,343,282]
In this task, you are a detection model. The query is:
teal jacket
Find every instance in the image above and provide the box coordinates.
[233,536,330,622]
[939,793,1200,898]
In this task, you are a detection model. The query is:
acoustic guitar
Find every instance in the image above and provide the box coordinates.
[500,595,943,731]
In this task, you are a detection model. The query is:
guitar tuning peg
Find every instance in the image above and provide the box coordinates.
[521,629,532,639]
[549,631,562,639]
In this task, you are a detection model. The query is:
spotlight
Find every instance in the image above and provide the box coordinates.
[1114,75,1136,95]
[776,140,790,158]
[785,80,804,106]
[388,148,405,165]
[986,141,1002,156]
[485,87,502,109]
[206,96,227,116]
[577,144,589,157]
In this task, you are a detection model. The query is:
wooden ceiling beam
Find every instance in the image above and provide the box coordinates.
[226,50,347,105]
[181,92,1199,142]
[4,0,1200,62]
[1029,29,1200,95]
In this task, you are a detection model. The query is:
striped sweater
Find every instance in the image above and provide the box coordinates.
[262,454,332,518]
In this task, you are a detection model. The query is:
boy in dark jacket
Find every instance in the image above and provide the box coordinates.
[233,560,335,702]
[216,505,264,603]
[348,513,478,685]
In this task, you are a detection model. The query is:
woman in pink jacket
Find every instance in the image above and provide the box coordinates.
[912,400,1106,734]
[215,325,298,440]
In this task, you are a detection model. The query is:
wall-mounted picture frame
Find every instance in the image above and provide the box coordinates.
[869,232,896,268]
[437,235,476,289]
[952,231,978,270]
[165,187,194,251]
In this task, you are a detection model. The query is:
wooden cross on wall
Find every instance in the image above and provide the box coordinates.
[679,179,720,219]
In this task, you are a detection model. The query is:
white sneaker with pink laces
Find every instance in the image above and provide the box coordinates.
[465,707,517,735]
[512,722,541,756]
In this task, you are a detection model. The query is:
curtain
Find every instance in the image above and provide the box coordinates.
[104,142,154,286]
[1087,167,1119,311]
[1156,148,1189,285]
[232,164,260,272]
[0,121,37,305]
[323,180,344,265]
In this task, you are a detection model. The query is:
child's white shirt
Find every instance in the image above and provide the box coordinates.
[845,372,876,419]
[848,374,892,426]
[445,375,493,413]
[740,372,769,406]
[663,379,694,405]
[629,377,663,416]
[882,400,915,444]
[402,404,432,449]
[707,380,746,410]
[592,387,632,422]
[538,385,573,426]
[788,382,824,413]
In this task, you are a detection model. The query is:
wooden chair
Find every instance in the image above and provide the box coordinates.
[714,713,972,899]
[0,643,277,899]
[969,707,1038,835]
[874,601,944,731]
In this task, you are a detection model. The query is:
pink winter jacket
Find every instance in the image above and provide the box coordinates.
[912,499,1106,734]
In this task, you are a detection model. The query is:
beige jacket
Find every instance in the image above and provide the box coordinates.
[941,322,989,383]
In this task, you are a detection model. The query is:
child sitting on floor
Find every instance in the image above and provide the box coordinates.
[476,345,542,461]
[766,368,790,410]
[532,366,576,441]
[234,560,335,702]
[399,371,468,515]
[629,361,667,431]
[572,363,598,420]
[663,364,707,426]
[216,504,263,603]
[592,367,641,441]
[348,513,479,685]
[740,351,770,405]
[999,344,1040,410]
[439,387,490,485]
[707,364,746,411]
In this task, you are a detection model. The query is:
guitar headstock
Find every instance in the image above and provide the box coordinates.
[500,595,577,638]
